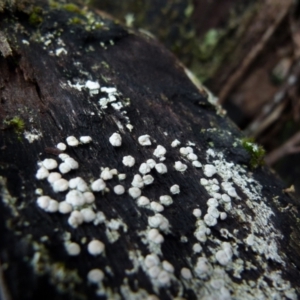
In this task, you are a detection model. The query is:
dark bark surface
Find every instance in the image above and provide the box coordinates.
[0,1,300,299]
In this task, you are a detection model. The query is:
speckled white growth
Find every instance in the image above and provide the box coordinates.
[207,206,220,218]
[56,142,67,151]
[87,269,104,284]
[65,242,81,256]
[171,139,180,147]
[83,192,95,204]
[148,266,160,278]
[148,229,164,244]
[204,214,217,227]
[148,214,169,231]
[192,243,202,253]
[162,261,174,273]
[47,172,62,184]
[192,161,202,168]
[37,196,51,209]
[66,136,79,147]
[155,163,167,174]
[68,210,83,228]
[174,161,187,172]
[65,157,79,170]
[85,80,100,91]
[55,47,67,56]
[157,270,170,286]
[139,163,151,175]
[138,135,151,146]
[193,208,202,218]
[58,153,70,161]
[131,174,144,188]
[221,194,231,203]
[81,208,96,222]
[181,268,192,279]
[128,187,141,199]
[66,190,85,207]
[207,198,219,207]
[91,179,106,192]
[146,159,156,169]
[159,195,173,206]
[203,164,217,177]
[187,153,198,161]
[52,178,69,192]
[58,201,72,214]
[150,202,164,212]
[42,158,58,170]
[109,132,122,147]
[36,167,49,180]
[114,185,125,195]
[215,243,232,266]
[145,254,159,268]
[180,147,193,156]
[137,196,150,206]
[220,212,227,220]
[59,163,71,174]
[200,178,208,186]
[87,240,105,256]
[153,145,166,158]
[101,168,113,180]
[143,174,154,185]
[80,136,92,144]
[170,184,180,194]
[122,155,135,167]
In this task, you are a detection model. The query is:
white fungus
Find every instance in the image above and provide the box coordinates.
[150,202,164,212]
[122,155,135,167]
[85,80,100,91]
[114,185,125,195]
[174,161,187,172]
[81,208,96,222]
[200,178,208,186]
[42,158,58,170]
[193,243,202,253]
[221,194,231,203]
[204,214,217,227]
[148,266,160,278]
[155,163,167,174]
[47,172,62,184]
[159,195,173,206]
[215,244,232,266]
[66,190,85,207]
[145,254,159,268]
[58,153,70,161]
[66,136,79,147]
[83,192,95,204]
[138,135,151,146]
[181,268,192,280]
[128,187,141,199]
[143,174,154,185]
[59,163,71,174]
[87,269,104,284]
[87,240,105,256]
[146,159,156,169]
[56,143,67,151]
[139,163,151,175]
[162,261,174,273]
[171,139,180,147]
[118,173,126,180]
[193,208,202,218]
[80,136,92,144]
[65,157,79,170]
[36,167,49,180]
[101,168,113,180]
[37,196,51,210]
[170,184,180,194]
[147,229,164,244]
[153,145,166,158]
[65,242,81,256]
[109,132,122,147]
[207,207,220,218]
[157,270,170,286]
[220,212,227,220]
[187,153,198,161]
[203,164,217,177]
[131,174,144,188]
[207,198,219,207]
[52,178,69,192]
[192,161,202,168]
[91,179,106,192]
[58,201,72,214]
[137,196,150,206]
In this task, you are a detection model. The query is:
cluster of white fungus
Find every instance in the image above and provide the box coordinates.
[109,132,122,147]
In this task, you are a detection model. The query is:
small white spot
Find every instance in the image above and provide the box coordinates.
[204,214,217,227]
[122,155,135,167]
[187,153,198,161]
[174,161,187,172]
[87,240,105,256]
[220,212,227,220]
[87,269,104,284]
[162,261,174,273]
[157,270,170,286]
[207,207,220,218]
[143,174,154,185]
[128,187,141,198]
[207,198,219,207]
[56,142,67,151]
[47,172,62,184]
[138,135,151,146]
[42,158,58,170]
[66,136,79,147]
[85,80,100,91]
[150,201,164,212]
[59,163,71,174]
[203,164,217,177]
[139,163,151,175]
[159,195,173,206]
[91,179,106,192]
[114,185,125,195]
[155,163,167,174]
[246,234,255,246]
[170,184,180,194]
[65,242,81,256]
[192,161,202,168]
[80,136,92,144]
[181,268,192,280]
[118,173,126,180]
[147,228,164,244]
[221,194,231,203]
[66,190,85,206]
[215,248,232,266]
[55,47,67,56]
[36,167,49,180]
[193,208,202,218]
[101,168,113,180]
[145,254,159,268]
[65,157,79,170]
[58,201,72,214]
[137,196,150,206]
[52,178,69,192]
[193,243,202,253]
[83,192,95,204]
[109,132,122,147]
[200,178,208,186]
[148,266,160,278]
[146,159,156,169]
[58,153,70,161]
[68,210,84,228]
[171,139,180,147]
[153,145,166,158]
[81,208,96,222]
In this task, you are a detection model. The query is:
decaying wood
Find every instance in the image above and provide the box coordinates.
[0,1,300,299]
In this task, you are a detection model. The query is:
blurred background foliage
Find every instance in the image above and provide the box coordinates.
[89,0,300,196]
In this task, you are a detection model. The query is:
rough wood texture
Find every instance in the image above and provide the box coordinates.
[0,1,300,299]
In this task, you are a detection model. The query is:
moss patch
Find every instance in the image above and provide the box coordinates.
[241,137,265,169]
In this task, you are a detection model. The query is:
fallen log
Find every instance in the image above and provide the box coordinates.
[0,1,300,299]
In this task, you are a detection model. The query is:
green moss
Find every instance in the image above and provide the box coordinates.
[29,6,43,26]
[241,137,265,169]
[3,116,25,137]
[63,3,83,15]
[69,17,84,25]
